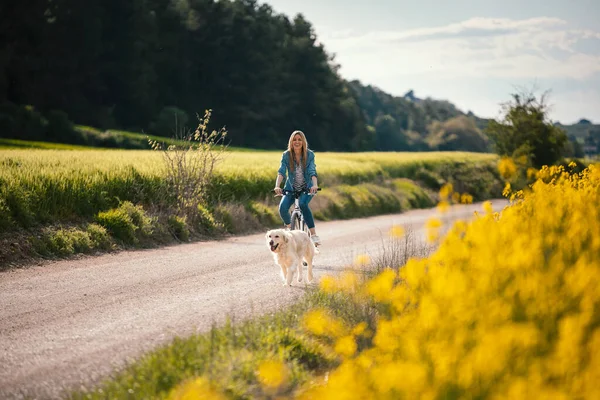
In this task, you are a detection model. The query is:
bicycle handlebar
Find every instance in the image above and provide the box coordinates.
[272,187,322,197]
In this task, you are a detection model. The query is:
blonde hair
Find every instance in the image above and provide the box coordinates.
[287,130,308,171]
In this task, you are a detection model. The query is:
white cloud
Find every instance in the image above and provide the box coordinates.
[320,17,600,81]
[549,88,600,124]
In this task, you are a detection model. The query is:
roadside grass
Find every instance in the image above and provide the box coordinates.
[68,287,346,400]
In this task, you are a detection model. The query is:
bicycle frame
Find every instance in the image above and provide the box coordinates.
[275,188,321,234]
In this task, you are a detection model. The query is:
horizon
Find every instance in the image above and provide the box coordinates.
[262,0,600,125]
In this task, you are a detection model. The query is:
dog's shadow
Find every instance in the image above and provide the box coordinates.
[313,264,339,272]
[288,284,311,291]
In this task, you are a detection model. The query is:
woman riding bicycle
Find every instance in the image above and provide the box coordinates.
[273,130,321,246]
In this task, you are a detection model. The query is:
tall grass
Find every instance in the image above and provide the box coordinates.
[0,150,499,230]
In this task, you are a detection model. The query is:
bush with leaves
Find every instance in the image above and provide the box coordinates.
[149,109,228,231]
[485,89,568,169]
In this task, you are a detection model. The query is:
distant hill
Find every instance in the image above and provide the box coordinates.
[346,80,492,152]
[556,119,600,141]
[346,79,598,154]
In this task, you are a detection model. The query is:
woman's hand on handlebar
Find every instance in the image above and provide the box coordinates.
[273,187,283,196]
[309,185,319,195]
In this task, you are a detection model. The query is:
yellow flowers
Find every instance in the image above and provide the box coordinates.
[353,254,370,266]
[366,268,396,302]
[294,163,600,399]
[257,359,289,389]
[437,200,450,213]
[439,182,454,200]
[388,224,405,238]
[302,309,345,338]
[426,217,443,242]
[498,156,518,180]
[460,193,473,204]
[334,336,357,358]
[167,377,226,400]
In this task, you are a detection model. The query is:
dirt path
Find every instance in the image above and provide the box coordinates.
[0,200,507,399]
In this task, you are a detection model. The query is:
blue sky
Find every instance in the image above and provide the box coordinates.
[262,0,600,124]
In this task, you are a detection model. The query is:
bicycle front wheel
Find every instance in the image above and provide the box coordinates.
[301,219,310,236]
[290,212,302,230]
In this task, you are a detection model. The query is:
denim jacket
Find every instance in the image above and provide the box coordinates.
[277,149,318,191]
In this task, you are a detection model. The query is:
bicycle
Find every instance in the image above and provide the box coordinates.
[273,187,321,237]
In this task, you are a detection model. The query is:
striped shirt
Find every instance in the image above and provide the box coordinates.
[293,161,306,192]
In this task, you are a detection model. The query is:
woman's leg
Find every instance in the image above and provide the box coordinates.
[278,194,294,227]
[298,193,316,235]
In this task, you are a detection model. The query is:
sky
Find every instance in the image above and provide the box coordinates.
[261,0,600,124]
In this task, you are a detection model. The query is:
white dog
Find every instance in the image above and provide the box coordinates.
[266,229,318,286]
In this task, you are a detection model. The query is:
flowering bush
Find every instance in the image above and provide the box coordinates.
[297,163,600,399]
[167,163,598,400]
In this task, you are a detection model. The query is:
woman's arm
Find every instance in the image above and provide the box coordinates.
[307,151,319,193]
[275,152,288,194]
[274,174,284,194]
[306,151,318,179]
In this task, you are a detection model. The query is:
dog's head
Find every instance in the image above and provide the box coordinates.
[266,229,288,253]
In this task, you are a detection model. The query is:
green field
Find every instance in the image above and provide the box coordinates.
[0,147,502,267]
[0,149,498,223]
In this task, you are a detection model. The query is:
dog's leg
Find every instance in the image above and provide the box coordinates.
[305,245,314,283]
[280,265,288,284]
[285,261,296,286]
[306,255,314,283]
[297,257,304,283]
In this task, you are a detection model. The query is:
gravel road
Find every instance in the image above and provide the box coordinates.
[0,200,507,399]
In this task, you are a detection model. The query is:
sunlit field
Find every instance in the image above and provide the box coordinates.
[0,149,498,229]
[0,149,496,181]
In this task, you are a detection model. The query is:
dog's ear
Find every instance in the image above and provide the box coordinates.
[283,232,289,242]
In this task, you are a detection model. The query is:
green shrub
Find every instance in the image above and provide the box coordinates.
[415,167,444,190]
[95,201,154,244]
[168,215,190,242]
[439,162,503,200]
[96,207,137,244]
[213,204,236,233]
[246,201,279,227]
[4,187,35,228]
[0,196,13,230]
[32,227,93,257]
[86,223,113,250]
[391,178,435,208]
[118,201,154,237]
[194,204,220,234]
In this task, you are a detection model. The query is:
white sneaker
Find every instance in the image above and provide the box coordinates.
[311,235,321,246]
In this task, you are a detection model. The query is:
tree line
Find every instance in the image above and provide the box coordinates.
[0,0,497,152]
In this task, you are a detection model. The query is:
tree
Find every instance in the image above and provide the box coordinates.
[427,115,490,152]
[374,114,408,151]
[485,90,568,169]
[564,134,585,159]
